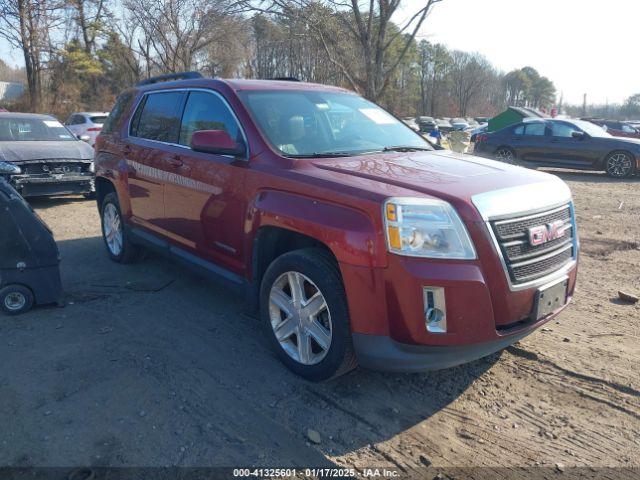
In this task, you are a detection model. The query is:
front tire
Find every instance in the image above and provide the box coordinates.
[605,151,636,178]
[100,192,141,263]
[0,285,34,315]
[260,248,357,381]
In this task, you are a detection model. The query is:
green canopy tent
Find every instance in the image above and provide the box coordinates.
[488,107,547,132]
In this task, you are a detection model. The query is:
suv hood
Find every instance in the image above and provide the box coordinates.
[311,150,563,204]
[0,141,94,163]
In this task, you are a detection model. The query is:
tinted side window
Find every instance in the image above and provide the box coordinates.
[551,123,579,138]
[524,123,546,136]
[102,91,135,135]
[135,92,185,143]
[179,91,241,147]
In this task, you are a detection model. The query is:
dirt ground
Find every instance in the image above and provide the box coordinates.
[0,169,638,476]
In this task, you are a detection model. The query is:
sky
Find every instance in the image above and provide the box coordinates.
[1,0,638,105]
[399,0,640,105]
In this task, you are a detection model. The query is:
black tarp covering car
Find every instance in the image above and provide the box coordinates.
[0,161,63,315]
[0,112,94,197]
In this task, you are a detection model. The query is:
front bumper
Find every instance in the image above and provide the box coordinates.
[10,173,94,197]
[353,328,533,372]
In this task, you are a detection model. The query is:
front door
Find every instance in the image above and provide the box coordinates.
[162,89,248,275]
[544,122,596,167]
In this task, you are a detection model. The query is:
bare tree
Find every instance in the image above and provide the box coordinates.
[243,0,443,101]
[449,51,491,117]
[0,0,62,110]
[122,0,242,74]
[66,0,108,55]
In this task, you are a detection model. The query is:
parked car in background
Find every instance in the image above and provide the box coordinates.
[416,116,436,133]
[469,123,488,143]
[0,112,95,196]
[584,119,640,139]
[435,118,453,133]
[0,108,8,113]
[452,119,470,131]
[95,73,578,381]
[402,117,419,131]
[474,118,639,178]
[65,111,110,146]
[474,116,490,124]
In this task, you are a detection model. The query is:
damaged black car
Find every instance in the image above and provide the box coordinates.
[0,112,95,197]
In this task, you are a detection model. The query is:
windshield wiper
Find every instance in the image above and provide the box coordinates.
[382,145,432,152]
[287,151,359,158]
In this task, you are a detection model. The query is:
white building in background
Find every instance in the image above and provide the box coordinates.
[0,81,24,103]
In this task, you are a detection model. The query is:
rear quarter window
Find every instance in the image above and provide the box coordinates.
[102,91,135,134]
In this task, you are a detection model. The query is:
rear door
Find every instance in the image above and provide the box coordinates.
[125,90,186,233]
[162,89,248,274]
[511,122,548,162]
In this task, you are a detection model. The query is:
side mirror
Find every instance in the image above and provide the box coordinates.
[571,131,585,140]
[0,161,21,175]
[191,130,245,157]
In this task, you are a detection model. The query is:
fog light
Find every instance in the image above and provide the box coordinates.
[423,287,446,333]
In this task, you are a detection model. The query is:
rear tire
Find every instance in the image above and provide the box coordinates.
[0,285,34,315]
[100,192,141,263]
[605,151,636,178]
[494,146,517,164]
[260,248,357,381]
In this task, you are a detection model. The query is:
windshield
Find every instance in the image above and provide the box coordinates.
[0,117,76,142]
[571,119,612,138]
[239,90,432,157]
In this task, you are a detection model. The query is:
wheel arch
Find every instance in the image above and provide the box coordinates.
[246,190,385,309]
[95,176,116,212]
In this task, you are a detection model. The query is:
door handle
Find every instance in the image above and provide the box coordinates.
[166,155,184,167]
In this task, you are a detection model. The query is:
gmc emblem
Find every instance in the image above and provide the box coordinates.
[528,220,567,246]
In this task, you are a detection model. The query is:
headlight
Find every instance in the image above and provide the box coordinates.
[383,197,476,259]
[89,161,95,173]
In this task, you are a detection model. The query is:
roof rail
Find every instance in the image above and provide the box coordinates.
[136,71,203,87]
[269,77,301,82]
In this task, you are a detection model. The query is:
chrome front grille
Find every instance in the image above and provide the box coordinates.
[490,205,576,285]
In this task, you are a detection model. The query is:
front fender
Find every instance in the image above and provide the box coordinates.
[249,190,386,268]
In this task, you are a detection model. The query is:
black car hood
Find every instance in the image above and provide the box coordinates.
[0,141,94,163]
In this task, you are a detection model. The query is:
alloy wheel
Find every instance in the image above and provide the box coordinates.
[268,271,333,366]
[606,153,633,177]
[496,148,515,164]
[103,203,123,256]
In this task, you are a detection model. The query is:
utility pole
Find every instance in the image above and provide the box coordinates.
[582,93,587,117]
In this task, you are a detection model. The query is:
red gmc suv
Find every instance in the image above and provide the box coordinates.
[95,72,579,381]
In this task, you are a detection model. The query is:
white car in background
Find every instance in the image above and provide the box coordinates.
[64,112,109,146]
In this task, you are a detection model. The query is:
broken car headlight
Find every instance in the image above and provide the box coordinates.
[384,197,476,259]
[0,161,21,175]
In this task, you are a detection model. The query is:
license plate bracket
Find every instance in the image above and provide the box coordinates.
[534,278,568,321]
